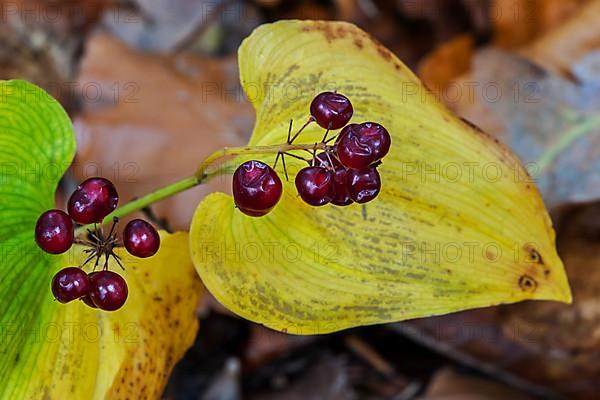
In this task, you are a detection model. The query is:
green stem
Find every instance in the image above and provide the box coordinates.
[536,114,600,173]
[75,142,328,236]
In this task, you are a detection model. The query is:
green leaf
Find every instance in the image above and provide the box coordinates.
[190,21,571,335]
[0,80,202,398]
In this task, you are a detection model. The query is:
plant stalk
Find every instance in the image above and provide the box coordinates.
[75,142,328,235]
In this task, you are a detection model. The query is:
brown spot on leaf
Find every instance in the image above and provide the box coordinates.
[301,21,350,42]
[518,275,538,292]
[524,244,544,265]
[336,25,348,38]
[302,22,407,73]
[378,46,391,61]
[485,248,499,261]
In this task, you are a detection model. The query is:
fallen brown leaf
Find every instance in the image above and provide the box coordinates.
[418,0,594,105]
[73,33,254,230]
[417,34,474,95]
[248,354,356,400]
[423,368,534,400]
[528,0,600,75]
[451,0,600,115]
[492,0,589,49]
[0,0,111,107]
[243,325,315,372]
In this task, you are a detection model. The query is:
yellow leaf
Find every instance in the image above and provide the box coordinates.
[190,20,571,334]
[3,231,202,399]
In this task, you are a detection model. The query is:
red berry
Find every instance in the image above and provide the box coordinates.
[310,92,353,130]
[81,294,97,308]
[233,160,282,217]
[346,167,381,203]
[89,271,128,311]
[81,271,99,308]
[331,168,353,206]
[295,166,334,206]
[123,219,160,258]
[336,122,391,169]
[35,210,74,254]
[51,267,90,303]
[314,152,353,206]
[315,151,342,170]
[68,177,119,224]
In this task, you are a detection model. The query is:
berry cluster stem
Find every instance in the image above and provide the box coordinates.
[194,142,329,179]
[75,142,330,235]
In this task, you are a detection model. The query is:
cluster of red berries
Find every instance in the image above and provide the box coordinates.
[34,177,160,311]
[232,92,391,216]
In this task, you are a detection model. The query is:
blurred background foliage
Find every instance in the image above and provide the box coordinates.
[1,1,599,399]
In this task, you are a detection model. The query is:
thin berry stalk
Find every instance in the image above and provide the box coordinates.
[75,142,330,235]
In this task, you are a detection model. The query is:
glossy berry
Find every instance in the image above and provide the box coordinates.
[80,271,99,308]
[35,210,74,254]
[314,153,352,205]
[89,271,128,311]
[51,267,90,303]
[336,122,391,169]
[81,294,97,308]
[331,168,353,206]
[68,177,119,224]
[315,151,342,170]
[310,92,353,130]
[295,166,334,206]
[123,219,160,258]
[346,167,381,203]
[233,160,283,217]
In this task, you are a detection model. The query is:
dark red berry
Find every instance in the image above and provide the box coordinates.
[346,167,381,203]
[51,267,90,303]
[310,92,353,130]
[314,153,352,205]
[331,168,353,206]
[35,210,74,254]
[89,271,128,311]
[81,294,97,308]
[315,151,342,170]
[81,271,100,308]
[68,177,119,224]
[123,219,160,258]
[336,122,391,169]
[233,160,282,217]
[295,166,334,206]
